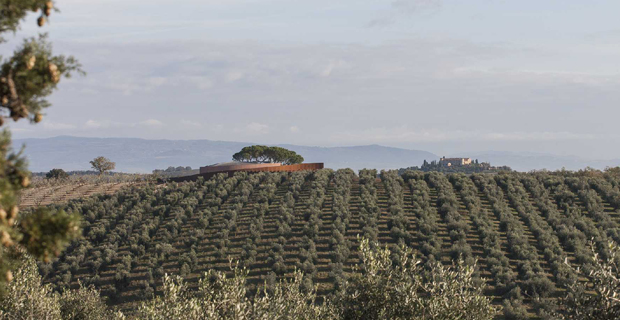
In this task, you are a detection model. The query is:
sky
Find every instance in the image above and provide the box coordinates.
[3,0,620,159]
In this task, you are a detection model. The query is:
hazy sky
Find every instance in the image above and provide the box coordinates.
[4,0,620,159]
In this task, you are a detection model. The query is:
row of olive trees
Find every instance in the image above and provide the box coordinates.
[427,172,476,265]
[496,174,576,289]
[296,169,332,293]
[216,173,267,259]
[541,175,616,262]
[40,173,241,301]
[402,171,443,267]
[2,238,497,320]
[472,174,552,319]
[380,170,413,264]
[588,175,620,209]
[450,172,620,319]
[43,177,212,298]
[564,177,620,244]
[137,172,256,299]
[449,173,525,318]
[136,237,497,320]
[135,172,262,301]
[156,173,256,297]
[521,174,600,267]
[135,180,214,298]
[358,169,380,244]
[11,170,620,319]
[329,169,355,290]
[260,172,307,276]
[250,173,286,275]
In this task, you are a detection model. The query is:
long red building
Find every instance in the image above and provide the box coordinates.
[171,162,324,182]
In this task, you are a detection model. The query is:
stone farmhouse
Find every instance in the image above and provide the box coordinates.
[439,157,472,167]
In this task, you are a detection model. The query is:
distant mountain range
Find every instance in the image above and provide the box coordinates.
[12,136,436,173]
[11,136,620,173]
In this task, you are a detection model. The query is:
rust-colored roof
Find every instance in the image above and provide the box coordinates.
[200,162,281,174]
[173,163,325,182]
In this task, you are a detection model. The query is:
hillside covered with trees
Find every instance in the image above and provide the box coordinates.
[11,168,618,319]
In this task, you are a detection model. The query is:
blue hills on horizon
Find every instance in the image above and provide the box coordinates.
[13,136,437,173]
[12,136,620,173]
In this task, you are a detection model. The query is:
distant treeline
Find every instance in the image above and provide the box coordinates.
[152,166,198,177]
[31,170,126,177]
[399,159,512,174]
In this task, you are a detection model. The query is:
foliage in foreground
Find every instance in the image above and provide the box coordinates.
[0,0,84,289]
[0,255,123,320]
[4,237,620,319]
[1,238,497,320]
[558,241,620,320]
[335,238,495,320]
[136,238,497,320]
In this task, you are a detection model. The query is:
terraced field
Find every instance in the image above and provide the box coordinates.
[19,182,132,208]
[39,169,620,318]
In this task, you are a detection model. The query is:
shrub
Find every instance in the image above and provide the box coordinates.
[558,242,620,320]
[136,267,331,320]
[46,168,69,180]
[0,255,123,320]
[335,238,496,320]
[136,238,496,320]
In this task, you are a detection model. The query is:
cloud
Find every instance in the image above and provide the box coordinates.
[83,119,164,129]
[180,120,201,127]
[148,77,167,86]
[56,36,523,104]
[139,119,164,127]
[318,60,347,77]
[16,32,620,158]
[368,0,442,27]
[391,0,442,12]
[483,132,596,142]
[224,71,244,83]
[85,120,104,128]
[185,76,214,89]
[245,122,269,134]
[331,127,597,144]
[41,122,77,130]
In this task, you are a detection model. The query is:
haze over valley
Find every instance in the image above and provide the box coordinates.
[15,136,620,173]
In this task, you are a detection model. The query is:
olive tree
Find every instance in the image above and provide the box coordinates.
[90,156,116,175]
